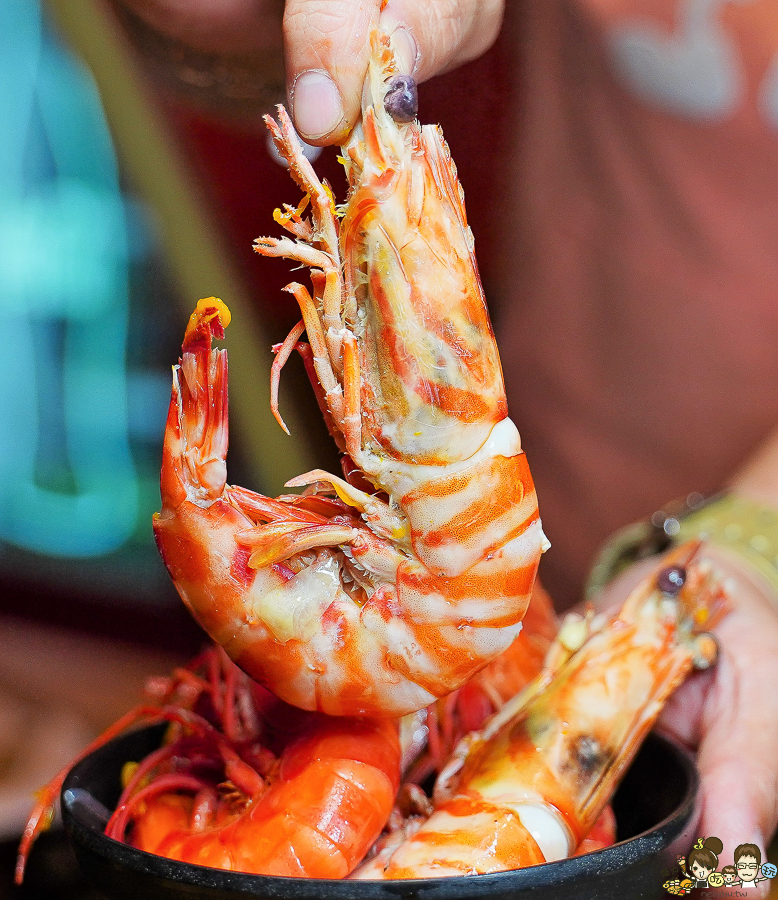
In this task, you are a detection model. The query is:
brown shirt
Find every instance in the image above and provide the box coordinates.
[492,1,778,604]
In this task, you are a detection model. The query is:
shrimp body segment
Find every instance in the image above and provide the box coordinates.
[356,548,727,878]
[130,711,400,878]
[155,30,546,718]
[406,579,560,786]
[336,37,507,470]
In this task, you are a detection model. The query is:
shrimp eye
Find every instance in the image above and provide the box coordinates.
[572,735,605,775]
[384,75,418,123]
[657,565,686,595]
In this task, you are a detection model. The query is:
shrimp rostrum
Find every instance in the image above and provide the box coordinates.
[154,31,546,717]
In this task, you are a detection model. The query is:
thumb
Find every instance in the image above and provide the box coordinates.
[284,0,381,144]
[284,0,504,144]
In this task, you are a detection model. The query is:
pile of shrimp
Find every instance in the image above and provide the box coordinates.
[16,547,725,881]
[15,581,561,881]
[17,29,729,884]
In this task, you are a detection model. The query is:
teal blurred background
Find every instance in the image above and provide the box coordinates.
[0,0,182,623]
[0,0,319,646]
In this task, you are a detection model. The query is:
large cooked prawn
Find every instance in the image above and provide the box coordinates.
[355,546,727,878]
[111,654,400,878]
[153,30,546,718]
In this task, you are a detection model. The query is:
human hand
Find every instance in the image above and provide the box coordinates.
[602,548,778,897]
[108,1,503,140]
[282,0,504,143]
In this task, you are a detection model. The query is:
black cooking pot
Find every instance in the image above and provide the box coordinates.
[61,725,697,900]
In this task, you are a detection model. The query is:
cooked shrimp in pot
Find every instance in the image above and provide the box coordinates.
[113,655,401,878]
[16,645,401,881]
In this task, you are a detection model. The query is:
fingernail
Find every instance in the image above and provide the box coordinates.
[290,70,343,140]
[389,26,418,76]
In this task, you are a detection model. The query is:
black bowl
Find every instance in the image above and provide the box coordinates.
[61,726,698,900]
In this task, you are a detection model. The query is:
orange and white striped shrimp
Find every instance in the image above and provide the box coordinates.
[118,689,401,879]
[354,546,728,878]
[154,30,546,718]
[124,718,398,880]
[403,578,559,785]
